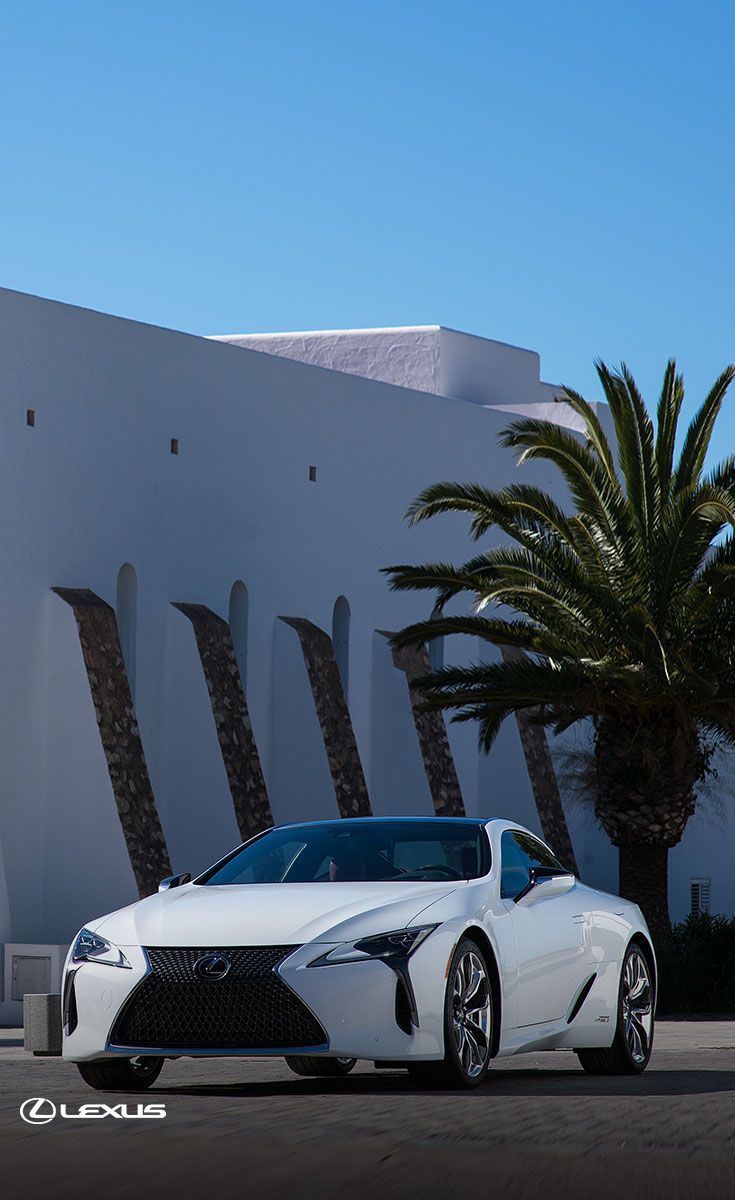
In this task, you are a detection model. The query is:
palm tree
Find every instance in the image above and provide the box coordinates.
[385,361,735,943]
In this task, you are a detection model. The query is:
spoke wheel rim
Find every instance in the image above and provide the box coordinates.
[622,950,653,1065]
[451,950,491,1078]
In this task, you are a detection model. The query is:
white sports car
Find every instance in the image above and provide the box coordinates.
[63,816,656,1090]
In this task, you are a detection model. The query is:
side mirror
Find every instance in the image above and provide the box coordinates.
[159,873,192,892]
[515,866,575,905]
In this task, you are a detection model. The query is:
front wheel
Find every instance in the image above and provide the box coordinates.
[577,943,655,1075]
[285,1056,357,1077]
[408,937,493,1090]
[77,1056,164,1091]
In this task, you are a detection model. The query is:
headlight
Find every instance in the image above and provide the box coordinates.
[308,925,437,967]
[71,928,131,969]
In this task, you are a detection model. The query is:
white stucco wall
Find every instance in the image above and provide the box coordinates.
[213,324,596,434]
[0,290,724,1013]
[211,326,445,395]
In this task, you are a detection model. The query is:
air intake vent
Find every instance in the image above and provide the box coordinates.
[567,973,596,1023]
[63,970,79,1036]
[395,977,413,1035]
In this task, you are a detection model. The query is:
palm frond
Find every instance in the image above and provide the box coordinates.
[386,357,735,764]
[655,359,684,492]
[705,454,735,494]
[499,416,635,554]
[383,561,494,597]
[595,360,658,540]
[673,365,735,492]
[558,385,618,481]
[656,485,735,617]
[388,614,577,658]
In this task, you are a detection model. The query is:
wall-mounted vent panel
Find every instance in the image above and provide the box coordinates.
[690,877,711,916]
[11,955,52,1001]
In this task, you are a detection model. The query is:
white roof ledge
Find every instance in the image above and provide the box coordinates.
[210,324,595,433]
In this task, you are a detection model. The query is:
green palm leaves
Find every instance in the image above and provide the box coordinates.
[385,360,735,753]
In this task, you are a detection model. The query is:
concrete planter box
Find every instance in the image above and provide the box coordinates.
[23,993,62,1056]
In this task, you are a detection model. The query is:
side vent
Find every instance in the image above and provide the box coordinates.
[62,969,79,1036]
[395,977,413,1035]
[567,973,597,1024]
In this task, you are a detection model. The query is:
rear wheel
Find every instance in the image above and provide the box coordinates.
[576,943,655,1075]
[77,1056,164,1091]
[285,1056,357,1077]
[408,937,493,1090]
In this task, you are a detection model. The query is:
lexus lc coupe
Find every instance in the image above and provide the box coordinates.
[63,817,656,1090]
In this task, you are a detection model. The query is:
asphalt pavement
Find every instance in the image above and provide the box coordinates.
[2,1022,735,1199]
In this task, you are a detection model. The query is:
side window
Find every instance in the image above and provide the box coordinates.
[499,831,563,899]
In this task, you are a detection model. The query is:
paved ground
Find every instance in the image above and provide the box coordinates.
[2,1023,735,1199]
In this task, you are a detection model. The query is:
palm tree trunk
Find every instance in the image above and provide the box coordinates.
[618,842,671,945]
[594,710,699,946]
[502,647,578,874]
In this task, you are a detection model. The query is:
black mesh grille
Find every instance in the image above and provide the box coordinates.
[147,946,288,984]
[109,946,327,1050]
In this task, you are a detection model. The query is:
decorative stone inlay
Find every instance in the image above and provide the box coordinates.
[386,636,466,818]
[172,603,273,841]
[279,617,372,818]
[501,646,579,874]
[52,587,171,897]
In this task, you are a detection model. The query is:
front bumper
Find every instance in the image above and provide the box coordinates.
[62,928,458,1063]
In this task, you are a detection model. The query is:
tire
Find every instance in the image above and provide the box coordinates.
[77,1056,164,1091]
[408,937,493,1090]
[576,942,655,1076]
[285,1056,357,1077]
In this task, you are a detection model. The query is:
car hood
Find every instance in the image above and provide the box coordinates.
[92,881,463,947]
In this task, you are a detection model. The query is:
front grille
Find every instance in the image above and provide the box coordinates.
[110,946,327,1050]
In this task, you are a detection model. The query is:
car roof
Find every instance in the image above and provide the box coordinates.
[228,816,553,866]
[273,816,510,830]
[268,816,550,853]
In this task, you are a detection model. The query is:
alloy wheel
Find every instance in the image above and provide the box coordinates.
[451,949,491,1078]
[622,950,653,1064]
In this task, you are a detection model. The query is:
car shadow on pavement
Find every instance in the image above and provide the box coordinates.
[155,1066,735,1100]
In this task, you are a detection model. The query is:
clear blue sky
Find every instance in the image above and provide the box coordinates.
[2,1,734,440]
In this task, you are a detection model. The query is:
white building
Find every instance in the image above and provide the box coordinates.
[0,290,725,1021]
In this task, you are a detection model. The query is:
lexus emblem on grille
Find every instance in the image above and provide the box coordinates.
[193,953,231,981]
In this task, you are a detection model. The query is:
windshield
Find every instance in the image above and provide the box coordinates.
[198,820,490,885]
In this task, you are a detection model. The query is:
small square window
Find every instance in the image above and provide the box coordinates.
[26,409,35,427]
[170,438,179,456]
[309,465,317,482]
